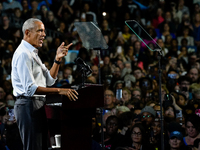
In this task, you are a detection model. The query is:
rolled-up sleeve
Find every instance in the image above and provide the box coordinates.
[15,53,38,97]
[45,70,57,86]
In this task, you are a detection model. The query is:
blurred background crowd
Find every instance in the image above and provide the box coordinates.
[1,0,200,149]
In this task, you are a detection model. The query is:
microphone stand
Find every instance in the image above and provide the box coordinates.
[156,49,164,150]
[94,48,104,150]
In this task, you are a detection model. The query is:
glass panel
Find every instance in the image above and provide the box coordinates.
[74,22,108,50]
[125,20,161,51]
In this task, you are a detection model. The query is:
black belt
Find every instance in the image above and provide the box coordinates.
[16,96,46,101]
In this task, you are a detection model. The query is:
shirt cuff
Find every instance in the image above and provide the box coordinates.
[28,84,38,97]
[46,70,57,86]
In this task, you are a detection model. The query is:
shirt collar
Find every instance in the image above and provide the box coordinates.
[21,40,38,53]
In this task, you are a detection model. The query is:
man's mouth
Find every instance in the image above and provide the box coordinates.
[39,39,44,43]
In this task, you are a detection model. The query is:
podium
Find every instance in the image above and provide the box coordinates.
[46,84,104,150]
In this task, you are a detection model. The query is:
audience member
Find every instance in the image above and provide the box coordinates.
[183,114,200,146]
[104,89,116,110]
[126,123,154,150]
[3,0,23,12]
[168,131,185,150]
[187,67,199,83]
[0,15,12,41]
[140,106,156,131]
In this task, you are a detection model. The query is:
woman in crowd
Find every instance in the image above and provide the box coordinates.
[161,23,176,42]
[122,87,132,105]
[183,114,200,146]
[149,118,162,149]
[163,105,176,124]
[127,123,154,150]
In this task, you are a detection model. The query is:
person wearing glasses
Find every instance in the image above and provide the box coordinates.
[140,106,156,131]
[104,89,116,110]
[127,123,154,150]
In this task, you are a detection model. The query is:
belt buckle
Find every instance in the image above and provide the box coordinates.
[34,97,46,101]
[34,97,39,100]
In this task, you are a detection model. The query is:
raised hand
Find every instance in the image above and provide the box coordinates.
[55,42,73,61]
[58,88,78,101]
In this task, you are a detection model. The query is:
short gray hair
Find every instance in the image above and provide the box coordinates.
[22,18,42,35]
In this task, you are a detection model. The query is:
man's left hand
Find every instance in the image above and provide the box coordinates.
[55,42,73,61]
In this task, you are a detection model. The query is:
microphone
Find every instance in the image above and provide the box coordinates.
[74,57,92,76]
[74,57,87,66]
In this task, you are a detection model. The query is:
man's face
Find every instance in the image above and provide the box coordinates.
[104,90,114,107]
[188,68,198,82]
[180,80,190,91]
[106,118,118,136]
[133,69,142,80]
[91,65,98,78]
[141,112,153,126]
[28,21,46,48]
[113,67,121,78]
[132,90,141,100]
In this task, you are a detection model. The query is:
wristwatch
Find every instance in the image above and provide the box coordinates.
[54,59,61,65]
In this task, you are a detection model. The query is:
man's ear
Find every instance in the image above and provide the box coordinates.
[25,30,30,36]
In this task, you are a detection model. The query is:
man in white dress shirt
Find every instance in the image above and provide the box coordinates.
[11,18,78,150]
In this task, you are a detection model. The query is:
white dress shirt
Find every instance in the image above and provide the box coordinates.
[11,40,57,97]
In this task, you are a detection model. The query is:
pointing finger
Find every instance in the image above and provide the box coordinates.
[59,42,65,47]
[65,43,73,49]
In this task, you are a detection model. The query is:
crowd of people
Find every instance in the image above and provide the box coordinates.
[1,0,200,149]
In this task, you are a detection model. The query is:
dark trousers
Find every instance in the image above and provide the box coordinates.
[14,97,48,150]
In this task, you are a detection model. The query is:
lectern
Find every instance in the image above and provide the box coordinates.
[46,84,104,150]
